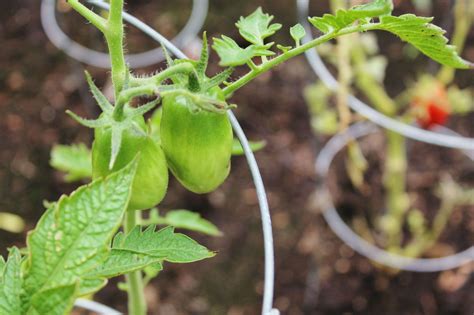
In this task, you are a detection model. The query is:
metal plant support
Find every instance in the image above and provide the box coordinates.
[41,0,208,68]
[316,122,474,272]
[41,0,279,314]
[298,0,474,272]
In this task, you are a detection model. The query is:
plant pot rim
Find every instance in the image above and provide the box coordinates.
[315,122,474,272]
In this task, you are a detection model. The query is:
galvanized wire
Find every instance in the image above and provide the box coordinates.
[44,1,278,314]
[74,298,123,315]
[315,122,474,272]
[298,0,474,272]
[297,0,474,151]
[41,0,208,68]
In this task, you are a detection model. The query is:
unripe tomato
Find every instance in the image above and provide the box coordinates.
[411,78,450,129]
[160,88,233,194]
[92,115,169,210]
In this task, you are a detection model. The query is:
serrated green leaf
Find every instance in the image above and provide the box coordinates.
[376,14,470,69]
[231,139,266,156]
[113,225,215,264]
[77,278,107,297]
[309,0,393,33]
[86,249,163,279]
[22,160,138,313]
[50,144,92,182]
[290,24,306,46]
[212,35,274,67]
[0,257,5,275]
[159,210,222,237]
[30,282,78,315]
[0,248,22,315]
[236,7,282,45]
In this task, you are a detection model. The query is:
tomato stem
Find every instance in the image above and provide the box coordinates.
[124,210,147,315]
[66,0,107,33]
[106,0,127,100]
[222,22,381,97]
[130,63,196,87]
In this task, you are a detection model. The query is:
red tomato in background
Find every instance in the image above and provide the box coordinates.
[411,79,450,129]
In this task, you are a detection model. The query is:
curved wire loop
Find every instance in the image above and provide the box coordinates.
[297,0,474,151]
[315,122,474,272]
[74,298,123,315]
[40,0,208,68]
[43,1,278,314]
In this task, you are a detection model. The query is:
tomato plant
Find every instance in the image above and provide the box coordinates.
[1,0,472,314]
[304,0,474,260]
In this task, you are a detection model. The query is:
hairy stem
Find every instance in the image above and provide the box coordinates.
[331,0,352,131]
[130,62,196,87]
[383,131,410,249]
[349,32,411,250]
[106,0,127,104]
[222,22,381,97]
[124,211,147,315]
[67,0,107,32]
[351,36,397,116]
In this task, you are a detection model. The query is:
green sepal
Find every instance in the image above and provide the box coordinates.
[196,32,209,77]
[202,67,234,91]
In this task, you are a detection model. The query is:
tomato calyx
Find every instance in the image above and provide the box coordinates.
[160,33,236,114]
[67,71,158,169]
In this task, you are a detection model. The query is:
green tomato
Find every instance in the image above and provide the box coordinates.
[92,116,168,210]
[160,89,233,194]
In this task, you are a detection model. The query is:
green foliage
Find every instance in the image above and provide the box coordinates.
[50,143,92,182]
[290,24,306,46]
[377,14,470,69]
[30,283,78,315]
[235,7,282,45]
[21,160,138,314]
[231,139,266,156]
[143,209,222,237]
[212,36,274,67]
[213,7,282,67]
[0,257,5,275]
[86,247,162,279]
[0,248,22,315]
[111,225,215,264]
[68,73,158,170]
[309,0,393,33]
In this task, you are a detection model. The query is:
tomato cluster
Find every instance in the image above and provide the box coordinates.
[92,87,232,211]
